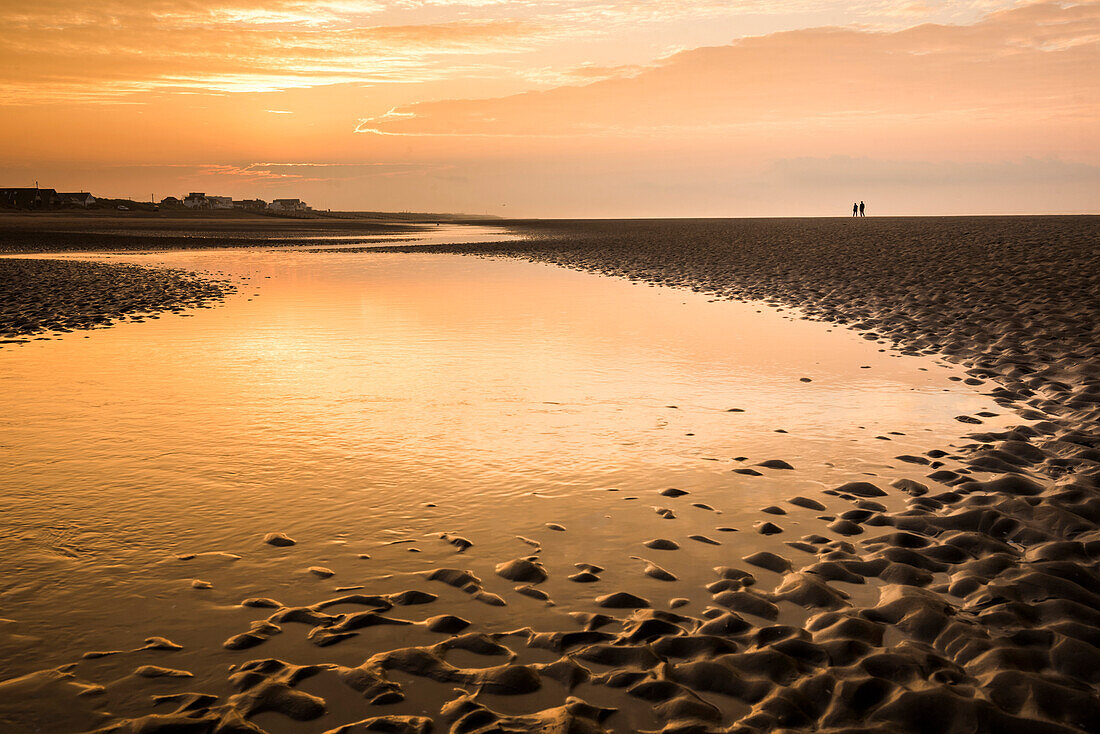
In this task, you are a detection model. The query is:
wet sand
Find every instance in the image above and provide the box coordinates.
[341,215,1098,732]
[0,258,235,342]
[1,216,1098,733]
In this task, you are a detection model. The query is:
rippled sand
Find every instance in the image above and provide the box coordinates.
[354,216,1100,733]
[0,212,434,253]
[1,216,1099,734]
[0,258,235,343]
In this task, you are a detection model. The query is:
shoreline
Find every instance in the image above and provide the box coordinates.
[0,212,436,253]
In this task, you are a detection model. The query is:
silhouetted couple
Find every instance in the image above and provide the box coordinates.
[852,201,865,217]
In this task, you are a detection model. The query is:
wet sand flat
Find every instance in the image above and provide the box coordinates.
[0,217,1098,734]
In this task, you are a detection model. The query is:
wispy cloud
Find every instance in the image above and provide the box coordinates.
[189,161,449,183]
[0,0,1028,104]
[0,9,546,103]
[62,161,450,183]
[357,1,1099,138]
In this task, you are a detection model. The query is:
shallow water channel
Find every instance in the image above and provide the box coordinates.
[0,227,1016,731]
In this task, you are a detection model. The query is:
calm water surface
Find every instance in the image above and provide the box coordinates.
[0,229,1015,730]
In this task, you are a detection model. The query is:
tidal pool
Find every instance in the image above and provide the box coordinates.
[0,230,1015,731]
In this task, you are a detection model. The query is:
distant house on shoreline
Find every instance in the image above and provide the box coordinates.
[234,199,267,211]
[181,192,230,209]
[59,192,96,208]
[160,196,182,208]
[0,187,61,209]
[269,198,310,212]
[183,192,210,209]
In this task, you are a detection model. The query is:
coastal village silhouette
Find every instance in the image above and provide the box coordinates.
[0,186,310,213]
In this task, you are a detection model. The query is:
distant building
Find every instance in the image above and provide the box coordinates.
[182,192,231,209]
[233,199,267,210]
[183,192,210,209]
[160,196,182,208]
[269,198,310,212]
[58,192,96,208]
[0,188,61,209]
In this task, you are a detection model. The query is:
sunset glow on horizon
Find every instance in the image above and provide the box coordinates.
[2,0,1097,216]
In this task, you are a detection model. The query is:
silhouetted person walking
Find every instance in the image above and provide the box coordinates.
[859,201,865,217]
[853,202,858,216]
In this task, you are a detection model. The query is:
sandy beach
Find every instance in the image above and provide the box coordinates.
[1,215,1098,734]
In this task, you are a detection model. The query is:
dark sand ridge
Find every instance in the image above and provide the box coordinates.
[0,213,434,253]
[0,258,236,343]
[2,216,1099,733]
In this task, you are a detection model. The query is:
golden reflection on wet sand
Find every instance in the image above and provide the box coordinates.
[0,239,1016,730]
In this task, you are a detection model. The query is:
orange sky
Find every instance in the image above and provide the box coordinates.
[1,0,1096,216]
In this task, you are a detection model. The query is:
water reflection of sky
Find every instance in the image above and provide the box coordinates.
[2,242,1011,540]
[0,236,1015,681]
